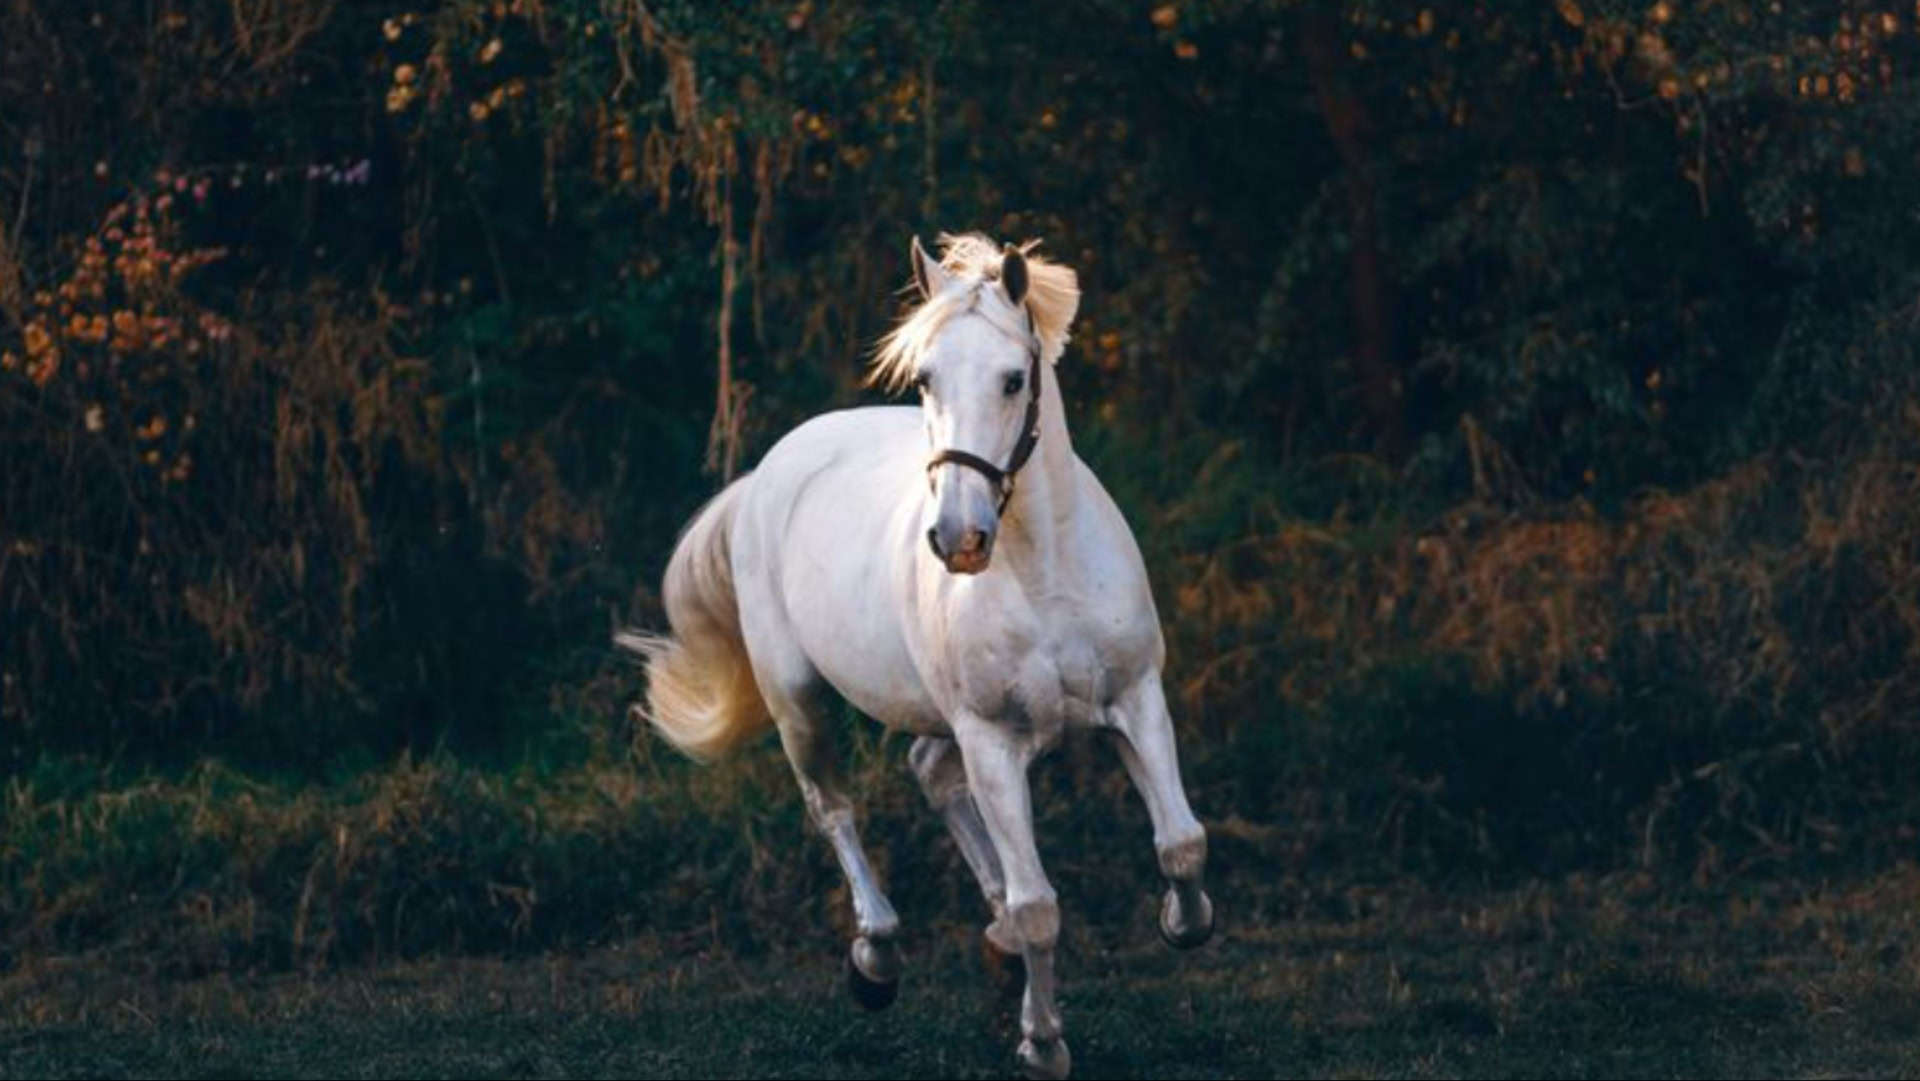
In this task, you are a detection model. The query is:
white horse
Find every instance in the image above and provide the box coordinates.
[618,233,1212,1079]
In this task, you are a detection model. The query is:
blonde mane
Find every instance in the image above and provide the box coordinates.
[869,233,1081,393]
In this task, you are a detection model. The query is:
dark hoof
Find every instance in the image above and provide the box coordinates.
[1018,1036,1071,1080]
[846,952,898,1011]
[1158,887,1215,950]
[981,933,1026,999]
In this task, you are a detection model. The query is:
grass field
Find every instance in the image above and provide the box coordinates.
[8,866,1920,1079]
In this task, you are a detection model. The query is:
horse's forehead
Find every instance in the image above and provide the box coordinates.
[932,300,1025,365]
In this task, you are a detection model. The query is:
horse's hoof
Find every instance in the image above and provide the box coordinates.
[1158,885,1214,950]
[981,932,1026,999]
[846,937,899,1011]
[1017,1036,1072,1080]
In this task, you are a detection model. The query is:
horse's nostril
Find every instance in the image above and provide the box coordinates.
[926,526,944,559]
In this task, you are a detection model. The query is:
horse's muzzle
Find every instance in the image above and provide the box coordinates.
[927,521,995,575]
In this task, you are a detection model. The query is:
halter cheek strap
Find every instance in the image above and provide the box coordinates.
[925,324,1043,515]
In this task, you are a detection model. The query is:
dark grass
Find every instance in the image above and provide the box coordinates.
[8,870,1920,1079]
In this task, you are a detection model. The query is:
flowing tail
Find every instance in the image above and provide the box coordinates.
[615,478,771,759]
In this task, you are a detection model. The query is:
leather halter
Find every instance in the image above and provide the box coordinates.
[924,313,1044,516]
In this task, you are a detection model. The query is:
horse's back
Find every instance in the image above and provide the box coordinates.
[735,405,924,547]
[727,405,945,731]
[759,404,923,467]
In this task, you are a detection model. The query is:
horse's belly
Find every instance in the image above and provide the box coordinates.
[800,608,946,734]
[825,666,949,735]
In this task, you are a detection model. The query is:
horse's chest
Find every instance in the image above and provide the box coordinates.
[1039,634,1106,724]
[953,611,1144,735]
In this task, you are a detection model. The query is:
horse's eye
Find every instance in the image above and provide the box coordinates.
[914,371,931,393]
[1003,372,1025,396]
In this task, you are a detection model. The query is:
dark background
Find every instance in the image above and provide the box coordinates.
[4,0,1920,968]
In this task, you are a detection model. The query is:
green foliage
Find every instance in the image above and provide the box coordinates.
[3,0,1920,924]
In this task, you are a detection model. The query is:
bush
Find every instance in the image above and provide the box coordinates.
[3,0,1920,912]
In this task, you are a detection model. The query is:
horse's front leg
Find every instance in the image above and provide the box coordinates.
[1104,671,1213,949]
[907,735,1023,988]
[952,716,1070,1080]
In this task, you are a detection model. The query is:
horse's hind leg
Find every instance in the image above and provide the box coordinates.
[908,736,1022,991]
[740,628,902,1007]
[1104,671,1213,950]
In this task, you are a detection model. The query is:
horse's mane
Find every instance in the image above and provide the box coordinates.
[868,233,1081,393]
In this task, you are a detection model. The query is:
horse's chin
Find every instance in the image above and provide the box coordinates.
[943,550,992,575]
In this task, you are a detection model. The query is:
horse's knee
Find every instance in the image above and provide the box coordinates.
[800,788,855,832]
[1006,890,1059,951]
[1157,824,1207,882]
[905,734,943,779]
[907,736,967,806]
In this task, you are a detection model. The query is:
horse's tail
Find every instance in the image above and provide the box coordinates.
[615,478,770,760]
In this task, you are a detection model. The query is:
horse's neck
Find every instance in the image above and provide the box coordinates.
[1000,366,1081,579]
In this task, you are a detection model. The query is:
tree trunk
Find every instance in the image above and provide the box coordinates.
[1299,8,1404,458]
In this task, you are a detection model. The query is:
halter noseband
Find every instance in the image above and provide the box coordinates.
[924,314,1044,516]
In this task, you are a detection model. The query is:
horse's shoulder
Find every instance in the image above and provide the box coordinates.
[1061,456,1164,650]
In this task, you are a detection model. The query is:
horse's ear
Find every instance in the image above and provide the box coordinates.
[910,235,948,300]
[1000,243,1029,306]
